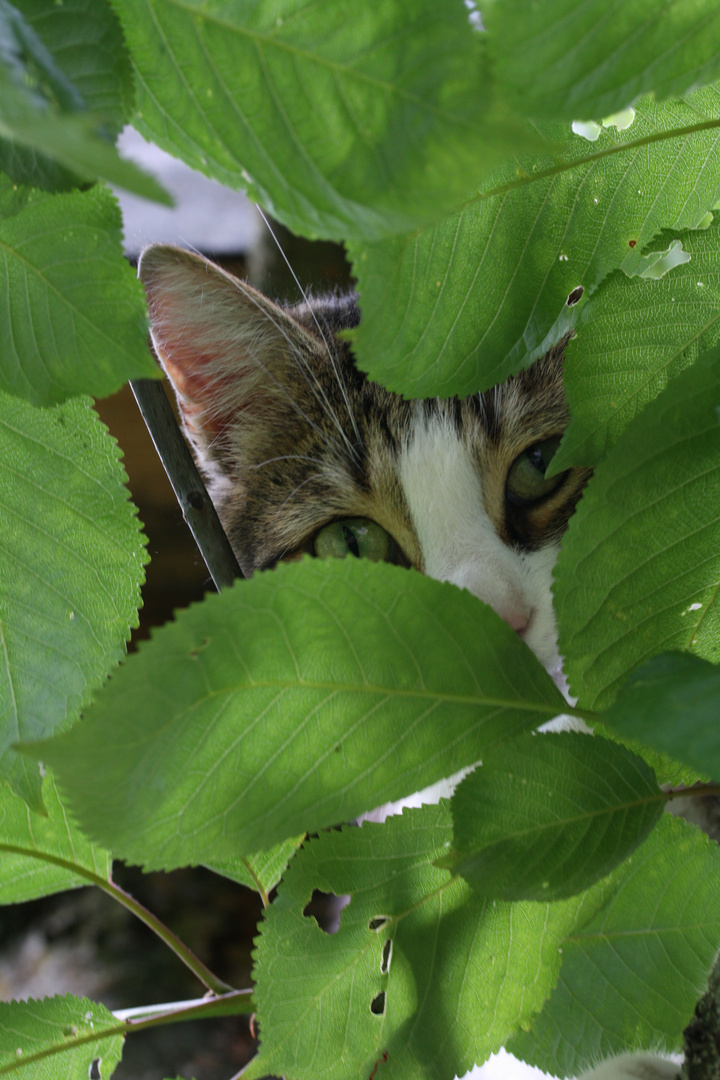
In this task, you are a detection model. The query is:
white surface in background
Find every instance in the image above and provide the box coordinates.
[460,1050,552,1079]
[113,127,262,257]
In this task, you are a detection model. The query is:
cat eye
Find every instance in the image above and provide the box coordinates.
[506,437,565,506]
[313,518,396,563]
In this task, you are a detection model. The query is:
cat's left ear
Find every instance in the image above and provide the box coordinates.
[138,244,317,473]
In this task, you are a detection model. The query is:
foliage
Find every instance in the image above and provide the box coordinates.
[0,1,719,1078]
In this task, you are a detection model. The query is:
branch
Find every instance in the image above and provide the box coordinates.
[130,378,243,591]
[681,946,720,1080]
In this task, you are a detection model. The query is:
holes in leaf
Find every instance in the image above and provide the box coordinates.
[303,891,350,934]
[368,916,388,931]
[370,991,386,1015]
[566,286,584,306]
[381,939,392,974]
[89,1060,102,1080]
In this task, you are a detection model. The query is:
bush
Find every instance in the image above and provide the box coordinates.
[1,2,719,1078]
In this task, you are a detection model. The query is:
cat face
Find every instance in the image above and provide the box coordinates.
[139,244,590,681]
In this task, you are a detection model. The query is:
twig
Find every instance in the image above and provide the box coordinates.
[130,378,243,591]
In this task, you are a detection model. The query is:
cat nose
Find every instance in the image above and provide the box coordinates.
[501,607,531,635]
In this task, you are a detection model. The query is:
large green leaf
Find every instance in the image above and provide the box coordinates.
[554,347,720,709]
[348,87,720,397]
[445,732,662,901]
[0,392,147,808]
[113,0,541,241]
[0,994,123,1079]
[553,220,720,471]
[246,803,577,1080]
[510,815,720,1075]
[0,181,158,404]
[0,1,169,200]
[0,772,111,904]
[33,558,568,870]
[603,652,720,783]
[483,0,720,121]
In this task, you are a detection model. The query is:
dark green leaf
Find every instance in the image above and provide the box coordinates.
[603,652,720,782]
[0,392,147,807]
[0,182,158,404]
[483,0,720,121]
[446,732,662,901]
[204,835,304,904]
[554,347,720,709]
[32,558,567,869]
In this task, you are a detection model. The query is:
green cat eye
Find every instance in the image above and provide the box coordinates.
[506,437,564,505]
[313,518,394,562]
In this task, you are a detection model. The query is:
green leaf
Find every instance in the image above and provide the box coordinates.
[554,347,720,709]
[32,558,567,870]
[349,87,720,397]
[0,392,147,808]
[0,1,169,201]
[0,771,111,904]
[114,0,540,241]
[510,815,720,1075]
[445,732,663,901]
[0,182,158,404]
[553,221,720,471]
[246,803,576,1080]
[0,0,135,191]
[204,834,304,905]
[603,652,720,782]
[0,994,123,1079]
[483,0,720,121]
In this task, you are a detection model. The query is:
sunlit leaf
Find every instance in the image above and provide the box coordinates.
[0,994,123,1080]
[32,558,567,869]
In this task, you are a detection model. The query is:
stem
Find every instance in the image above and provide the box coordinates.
[0,844,234,995]
[130,378,243,591]
[0,991,253,1076]
[680,948,720,1080]
[467,117,720,205]
[98,876,236,995]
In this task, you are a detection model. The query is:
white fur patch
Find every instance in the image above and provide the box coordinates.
[398,413,563,677]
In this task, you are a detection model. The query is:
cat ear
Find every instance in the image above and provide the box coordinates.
[138,244,316,471]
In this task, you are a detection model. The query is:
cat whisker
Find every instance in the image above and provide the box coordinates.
[278,473,324,511]
[256,206,363,457]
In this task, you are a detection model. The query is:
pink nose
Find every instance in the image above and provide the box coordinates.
[502,608,531,635]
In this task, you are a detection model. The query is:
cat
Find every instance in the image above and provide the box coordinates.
[137,244,681,1080]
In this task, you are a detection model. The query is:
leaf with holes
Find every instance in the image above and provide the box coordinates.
[0,180,158,404]
[0,994,123,1079]
[0,391,147,808]
[31,558,568,870]
[112,0,544,241]
[552,220,720,472]
[444,732,663,901]
[0,772,111,904]
[554,346,720,709]
[482,0,720,121]
[603,652,720,783]
[245,803,581,1080]
[348,86,720,397]
[509,815,720,1075]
